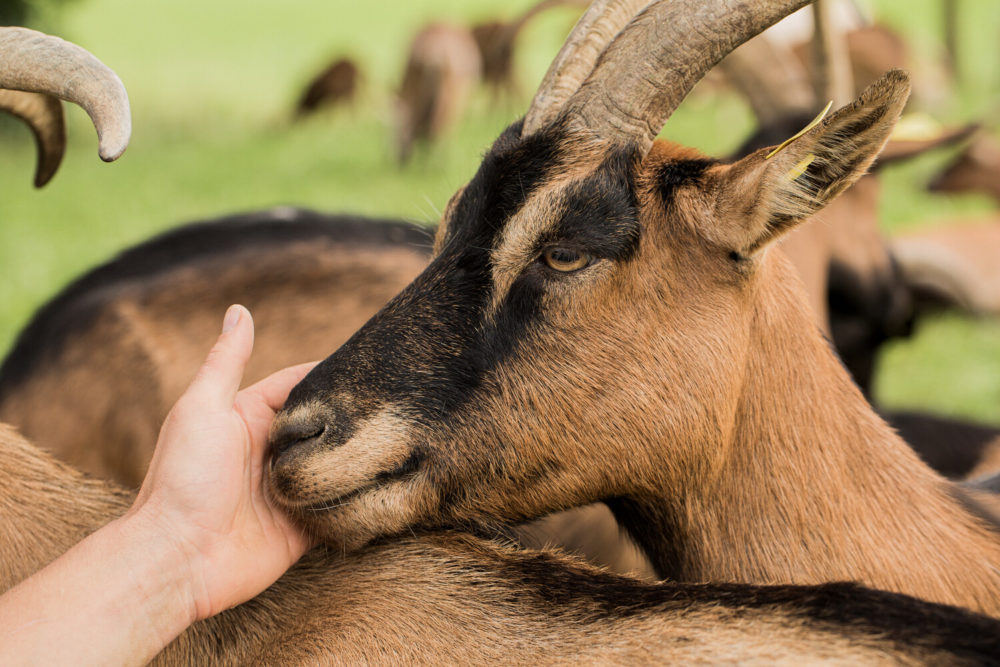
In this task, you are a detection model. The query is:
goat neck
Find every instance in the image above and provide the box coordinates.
[608,250,1000,614]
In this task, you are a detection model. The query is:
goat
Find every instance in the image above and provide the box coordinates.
[0,13,968,478]
[928,133,1000,206]
[265,0,1000,618]
[18,26,1000,664]
[472,0,589,98]
[294,57,359,118]
[2,11,992,587]
[6,425,1000,663]
[395,23,481,164]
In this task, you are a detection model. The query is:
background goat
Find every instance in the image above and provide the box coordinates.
[395,23,481,164]
[294,57,360,118]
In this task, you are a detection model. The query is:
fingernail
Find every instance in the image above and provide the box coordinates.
[222,305,242,333]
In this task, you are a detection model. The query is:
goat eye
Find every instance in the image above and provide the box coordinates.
[542,247,591,272]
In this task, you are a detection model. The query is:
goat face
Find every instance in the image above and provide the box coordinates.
[267,122,755,547]
[266,67,909,549]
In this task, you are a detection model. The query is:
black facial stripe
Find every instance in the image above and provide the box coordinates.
[541,147,643,263]
[656,158,717,205]
[444,118,567,255]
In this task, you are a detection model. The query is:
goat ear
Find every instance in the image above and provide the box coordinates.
[712,69,911,256]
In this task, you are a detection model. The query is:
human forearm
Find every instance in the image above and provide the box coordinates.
[0,511,197,666]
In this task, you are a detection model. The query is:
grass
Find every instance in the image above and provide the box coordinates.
[2,0,1000,422]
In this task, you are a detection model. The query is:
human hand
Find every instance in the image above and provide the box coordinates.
[129,305,315,621]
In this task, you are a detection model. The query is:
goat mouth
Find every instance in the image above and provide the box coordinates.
[299,447,427,514]
[303,483,375,513]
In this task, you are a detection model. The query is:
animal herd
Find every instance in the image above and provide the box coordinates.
[3,0,1000,662]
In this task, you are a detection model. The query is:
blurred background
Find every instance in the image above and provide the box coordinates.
[1,0,999,422]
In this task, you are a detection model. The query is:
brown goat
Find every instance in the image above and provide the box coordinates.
[928,133,1000,205]
[395,23,481,164]
[294,57,359,117]
[472,0,589,97]
[7,424,1000,664]
[266,0,1000,618]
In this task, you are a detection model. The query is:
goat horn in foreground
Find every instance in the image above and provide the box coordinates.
[0,26,131,179]
[563,0,812,152]
[0,89,65,187]
[522,0,649,136]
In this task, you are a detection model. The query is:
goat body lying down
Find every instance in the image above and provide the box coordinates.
[3,423,1000,665]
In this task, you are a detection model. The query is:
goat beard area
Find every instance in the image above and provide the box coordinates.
[273,468,446,550]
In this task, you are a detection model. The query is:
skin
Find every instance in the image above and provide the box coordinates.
[0,306,313,666]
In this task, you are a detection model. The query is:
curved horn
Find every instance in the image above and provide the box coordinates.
[522,0,650,137]
[561,0,812,153]
[0,27,131,162]
[0,89,66,187]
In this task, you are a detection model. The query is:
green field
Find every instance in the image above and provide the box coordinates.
[2,0,1000,422]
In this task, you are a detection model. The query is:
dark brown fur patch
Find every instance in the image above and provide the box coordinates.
[0,210,432,398]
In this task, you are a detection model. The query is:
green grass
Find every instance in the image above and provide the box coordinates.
[2,0,1000,423]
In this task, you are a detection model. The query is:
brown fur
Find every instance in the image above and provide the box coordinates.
[8,424,997,664]
[0,226,429,485]
[267,72,1000,619]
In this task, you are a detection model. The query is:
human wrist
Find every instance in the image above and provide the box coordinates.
[114,505,205,631]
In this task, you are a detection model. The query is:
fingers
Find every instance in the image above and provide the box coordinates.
[244,362,319,413]
[183,305,255,411]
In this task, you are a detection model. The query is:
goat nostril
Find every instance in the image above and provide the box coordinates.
[270,419,327,461]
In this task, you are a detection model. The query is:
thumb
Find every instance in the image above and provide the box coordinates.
[184,305,255,410]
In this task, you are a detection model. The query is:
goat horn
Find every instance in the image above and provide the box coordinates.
[0,89,66,187]
[0,27,131,162]
[562,0,812,153]
[522,0,650,137]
